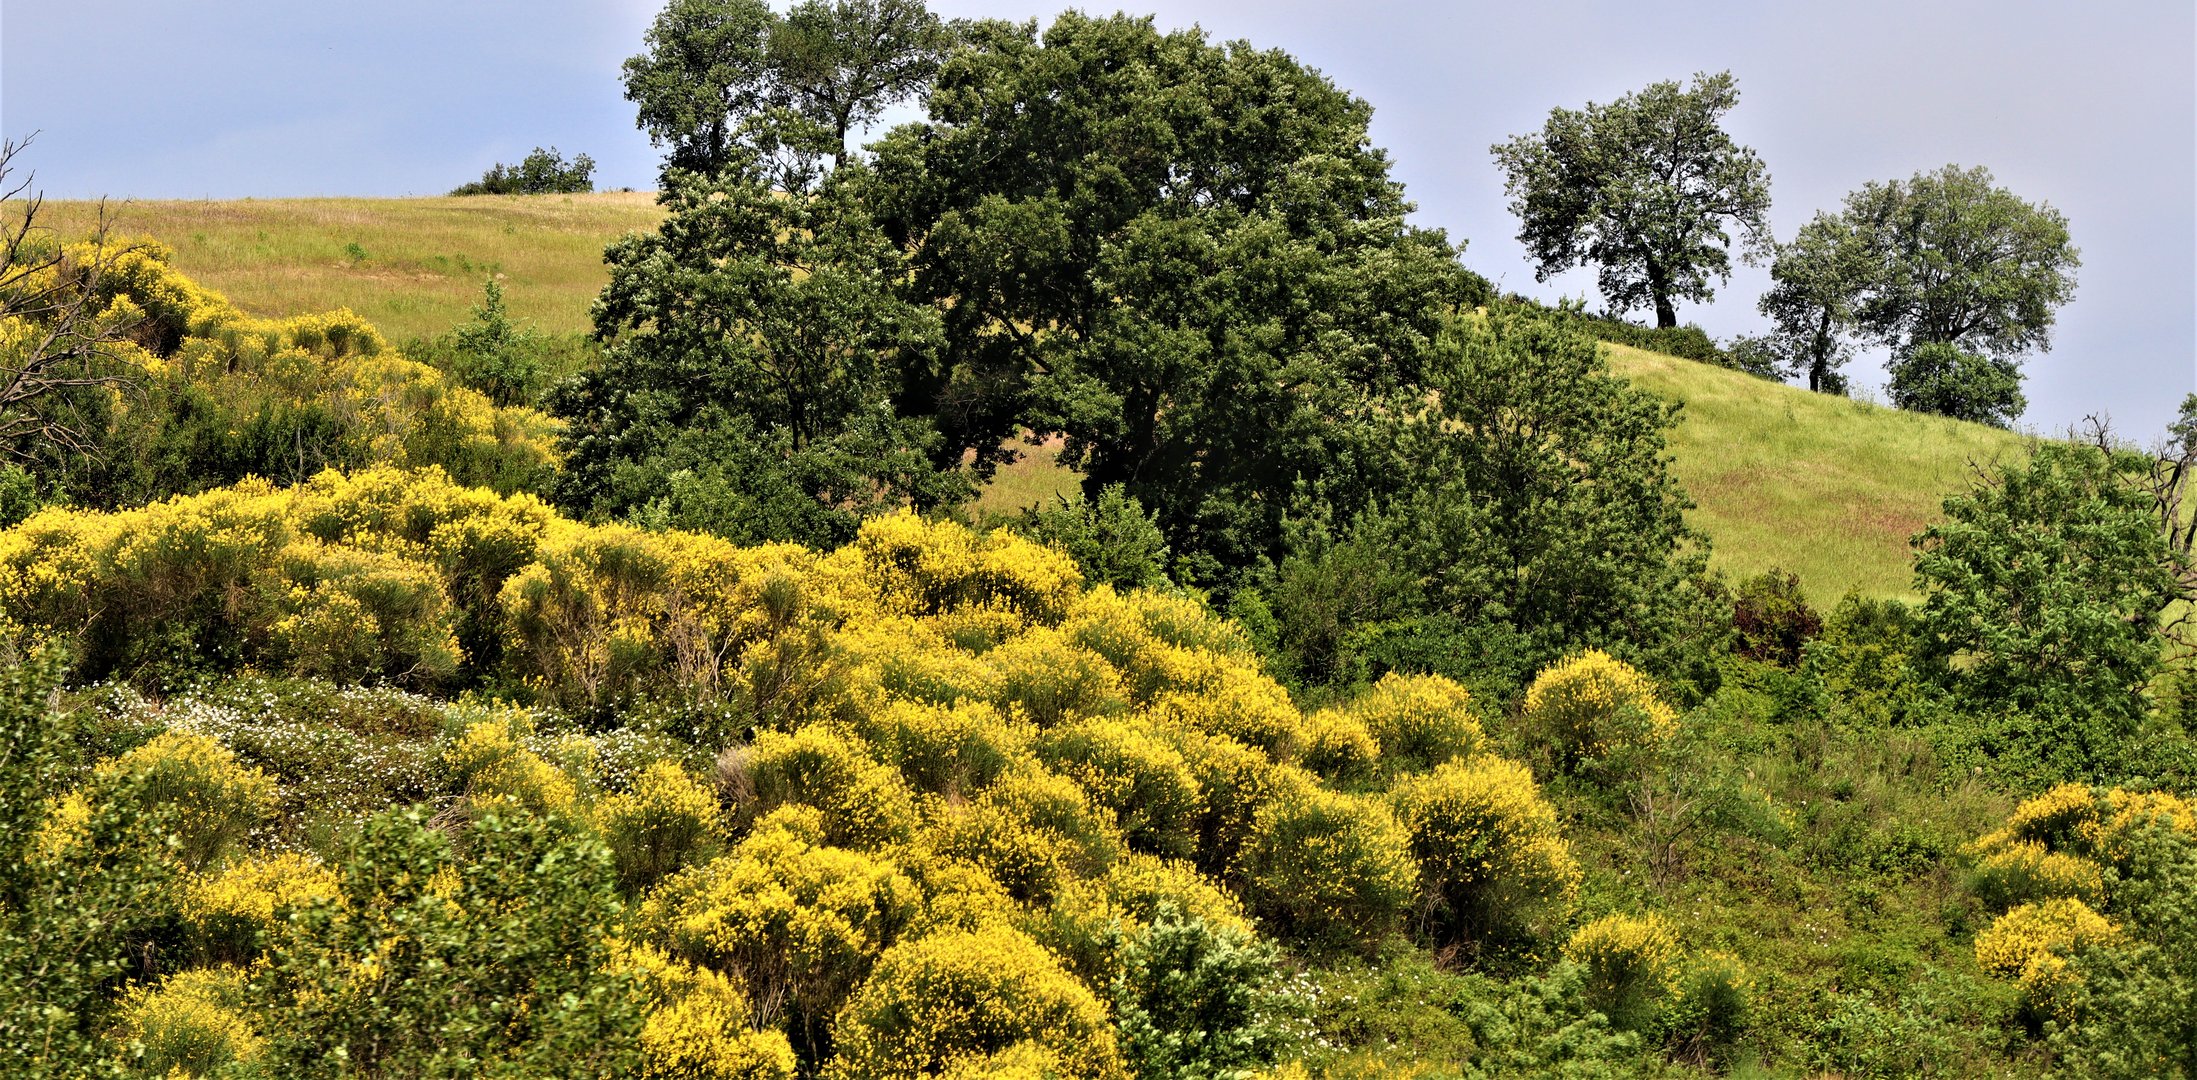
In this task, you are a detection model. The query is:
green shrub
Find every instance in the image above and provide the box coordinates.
[1659,951,1753,1065]
[1012,485,1172,591]
[451,146,596,196]
[1731,568,1821,668]
[1113,904,1294,1080]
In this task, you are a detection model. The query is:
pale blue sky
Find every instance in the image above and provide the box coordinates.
[4,0,2191,434]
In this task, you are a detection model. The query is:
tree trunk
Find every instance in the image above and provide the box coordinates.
[1653,294,1676,329]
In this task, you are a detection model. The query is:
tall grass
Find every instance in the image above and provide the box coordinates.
[1607,345,2031,605]
[16,193,663,340]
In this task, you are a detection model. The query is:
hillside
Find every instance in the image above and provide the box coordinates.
[29,193,2031,604]
[24,193,663,341]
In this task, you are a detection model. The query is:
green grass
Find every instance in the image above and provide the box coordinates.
[1606,344,2032,606]
[23,194,2034,604]
[23,193,664,341]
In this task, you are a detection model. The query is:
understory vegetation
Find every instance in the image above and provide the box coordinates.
[0,3,2191,1077]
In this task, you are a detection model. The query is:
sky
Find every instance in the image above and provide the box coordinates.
[4,0,2192,435]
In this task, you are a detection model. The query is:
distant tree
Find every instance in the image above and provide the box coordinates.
[1886,341,2025,427]
[451,146,595,195]
[1912,442,2181,776]
[1755,211,1871,392]
[773,0,955,169]
[622,0,785,178]
[548,169,966,548]
[1492,72,1773,328]
[1845,164,2078,361]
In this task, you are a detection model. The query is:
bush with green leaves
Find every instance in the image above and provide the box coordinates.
[1887,342,2026,428]
[451,145,596,195]
[1012,485,1172,592]
[1912,442,2182,784]
[1113,903,1296,1080]
[1731,568,1821,668]
[250,805,646,1077]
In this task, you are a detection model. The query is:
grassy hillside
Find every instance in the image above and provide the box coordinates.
[1606,344,2032,605]
[27,194,2030,604]
[24,193,663,341]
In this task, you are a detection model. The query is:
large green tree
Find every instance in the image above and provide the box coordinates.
[1491,72,1773,328]
[773,0,955,169]
[868,12,1482,579]
[548,169,966,548]
[622,0,784,177]
[1762,164,2078,419]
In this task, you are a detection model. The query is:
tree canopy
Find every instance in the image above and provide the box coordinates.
[1491,71,1772,328]
[869,11,1484,579]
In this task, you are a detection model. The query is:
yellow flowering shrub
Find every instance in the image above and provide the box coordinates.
[837,510,1082,626]
[850,699,1034,799]
[1337,672,1483,775]
[1167,730,1290,878]
[182,851,340,963]
[1239,773,1419,952]
[1036,718,1204,858]
[727,727,918,849]
[66,239,560,495]
[598,760,727,894]
[110,966,263,1078]
[1968,841,2106,911]
[619,943,799,1080]
[1563,913,1680,1029]
[1392,756,1581,944]
[445,705,582,816]
[934,765,1124,902]
[1297,706,1379,783]
[826,926,1126,1080]
[984,625,1127,726]
[1969,784,2197,874]
[642,810,920,1030]
[43,732,279,870]
[1060,586,1254,704]
[1974,898,2121,1018]
[1521,650,1678,774]
[936,1043,1074,1080]
[1150,658,1305,760]
[839,615,1001,707]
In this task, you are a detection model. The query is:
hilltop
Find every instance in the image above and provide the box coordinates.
[30,193,2030,604]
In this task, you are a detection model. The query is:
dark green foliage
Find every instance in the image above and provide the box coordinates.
[1732,568,1822,668]
[869,11,1482,580]
[1760,164,2077,413]
[451,146,596,196]
[774,0,955,167]
[1912,443,2180,783]
[446,279,539,406]
[624,0,946,186]
[1267,305,1722,694]
[548,168,968,548]
[0,463,42,527]
[1888,342,2027,428]
[251,806,646,1077]
[1803,592,1937,730]
[1113,904,1295,1080]
[1492,72,1773,328]
[1012,485,1171,591]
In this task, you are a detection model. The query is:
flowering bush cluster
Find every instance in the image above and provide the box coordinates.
[1521,649,1679,776]
[1964,783,2197,1020]
[2,470,1598,1076]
